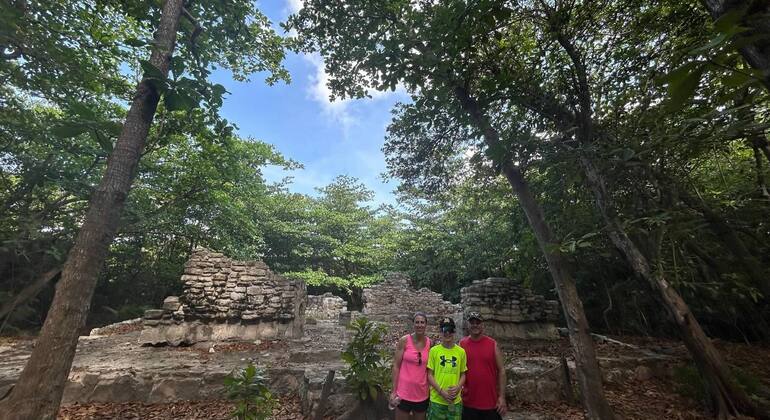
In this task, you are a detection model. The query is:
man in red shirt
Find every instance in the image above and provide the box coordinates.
[459,311,507,420]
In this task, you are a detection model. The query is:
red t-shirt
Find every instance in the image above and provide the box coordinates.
[459,335,499,410]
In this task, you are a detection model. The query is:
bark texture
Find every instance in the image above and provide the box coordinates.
[454,85,616,420]
[0,1,184,418]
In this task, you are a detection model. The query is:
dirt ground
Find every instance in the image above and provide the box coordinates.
[48,319,770,419]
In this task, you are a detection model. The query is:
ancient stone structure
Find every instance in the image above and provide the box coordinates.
[140,248,306,345]
[306,292,347,320]
[361,272,461,322]
[461,277,560,340]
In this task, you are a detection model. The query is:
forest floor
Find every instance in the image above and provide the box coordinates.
[0,316,770,420]
[1,321,765,420]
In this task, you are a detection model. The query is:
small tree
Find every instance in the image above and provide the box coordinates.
[341,317,390,403]
[224,363,276,420]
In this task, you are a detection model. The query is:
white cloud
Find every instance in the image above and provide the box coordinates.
[284,0,303,14]
[302,53,409,137]
[304,53,357,132]
[262,148,398,207]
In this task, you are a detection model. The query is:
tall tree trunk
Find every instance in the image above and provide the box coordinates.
[752,142,770,198]
[701,0,770,91]
[454,85,616,420]
[547,20,766,415]
[0,1,184,419]
[578,156,768,419]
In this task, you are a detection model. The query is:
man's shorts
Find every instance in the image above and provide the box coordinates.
[427,402,462,420]
[398,398,429,413]
[462,405,503,420]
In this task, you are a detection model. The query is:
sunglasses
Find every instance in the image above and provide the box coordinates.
[416,351,422,366]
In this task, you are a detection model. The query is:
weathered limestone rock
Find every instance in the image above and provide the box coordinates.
[361,273,460,322]
[306,292,347,320]
[461,277,560,340]
[139,248,306,345]
[162,296,181,311]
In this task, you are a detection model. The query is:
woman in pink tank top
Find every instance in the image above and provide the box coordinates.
[390,312,431,419]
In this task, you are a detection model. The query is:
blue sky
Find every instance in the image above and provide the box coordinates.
[209,1,410,207]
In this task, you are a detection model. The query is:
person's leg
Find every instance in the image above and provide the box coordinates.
[410,399,428,420]
[395,407,411,420]
[476,408,501,420]
[428,402,448,420]
[462,406,478,420]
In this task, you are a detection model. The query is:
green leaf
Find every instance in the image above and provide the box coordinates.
[139,59,166,81]
[69,102,96,120]
[691,32,731,54]
[714,7,747,34]
[657,61,699,86]
[164,90,198,111]
[52,123,89,138]
[666,63,706,111]
[170,56,186,78]
[722,70,753,88]
[124,38,146,47]
[212,83,228,97]
[91,130,113,153]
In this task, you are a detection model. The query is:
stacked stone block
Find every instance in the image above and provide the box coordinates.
[460,277,560,340]
[306,293,347,320]
[362,273,461,322]
[140,248,306,345]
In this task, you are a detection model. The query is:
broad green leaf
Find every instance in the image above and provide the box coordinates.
[657,61,700,86]
[713,7,747,34]
[124,38,146,47]
[722,70,753,88]
[667,64,706,110]
[139,59,166,81]
[164,90,198,111]
[69,102,96,120]
[52,123,89,138]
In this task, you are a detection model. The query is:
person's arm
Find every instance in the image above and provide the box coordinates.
[427,368,450,403]
[448,350,468,400]
[494,342,508,415]
[391,336,406,400]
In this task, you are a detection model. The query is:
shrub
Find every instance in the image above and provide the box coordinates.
[673,363,766,407]
[341,317,390,402]
[224,363,277,420]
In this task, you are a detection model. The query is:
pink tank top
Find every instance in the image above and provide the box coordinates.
[396,334,431,402]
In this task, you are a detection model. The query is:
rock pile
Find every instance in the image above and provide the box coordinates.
[461,277,560,340]
[361,272,461,322]
[140,248,306,345]
[306,292,347,320]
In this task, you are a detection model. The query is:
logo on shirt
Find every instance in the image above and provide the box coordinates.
[439,355,457,367]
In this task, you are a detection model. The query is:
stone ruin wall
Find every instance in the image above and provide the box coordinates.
[461,277,560,340]
[306,292,347,320]
[361,273,461,324]
[140,248,306,345]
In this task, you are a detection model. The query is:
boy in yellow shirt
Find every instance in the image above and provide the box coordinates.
[427,317,467,420]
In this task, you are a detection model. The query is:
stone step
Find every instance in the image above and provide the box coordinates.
[288,349,342,364]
